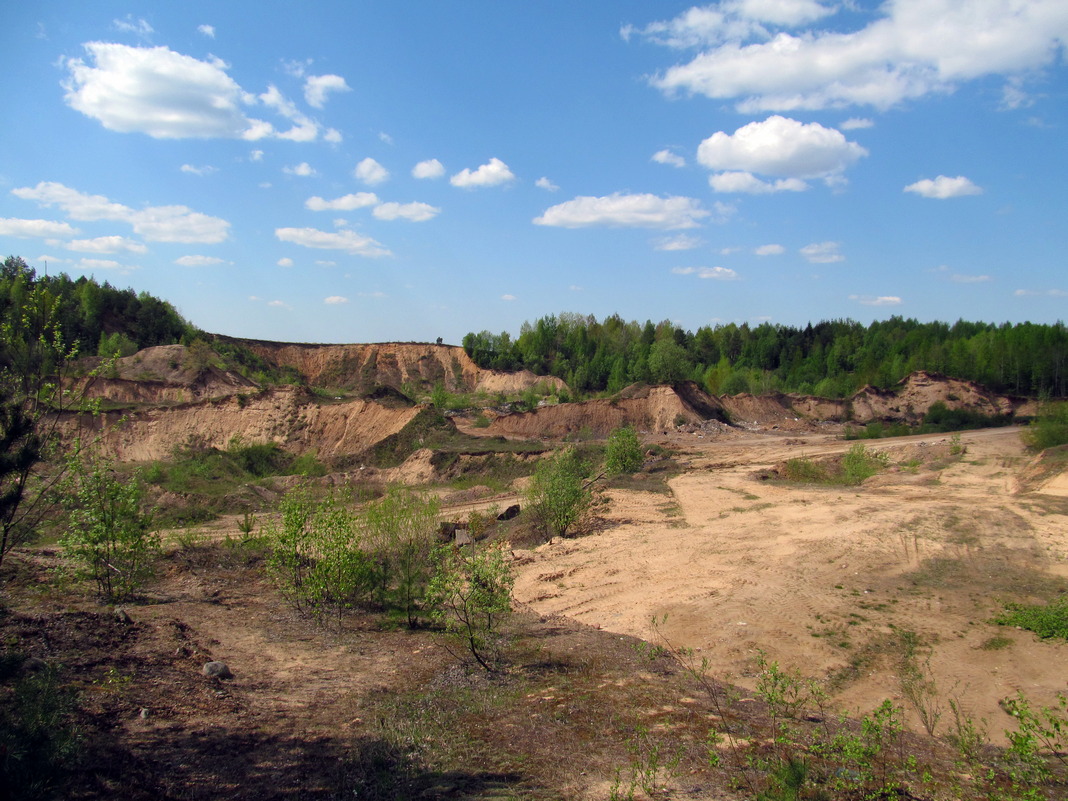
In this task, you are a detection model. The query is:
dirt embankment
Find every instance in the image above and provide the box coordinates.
[230,339,566,397]
[483,372,1031,438]
[71,386,422,462]
[484,383,717,438]
[75,345,259,404]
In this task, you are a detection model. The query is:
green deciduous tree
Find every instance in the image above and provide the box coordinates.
[604,425,644,476]
[60,449,159,602]
[427,540,514,671]
[527,446,594,538]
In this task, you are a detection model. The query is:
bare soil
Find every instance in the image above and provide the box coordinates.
[512,426,1068,743]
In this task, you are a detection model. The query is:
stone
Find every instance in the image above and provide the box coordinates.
[202,661,233,679]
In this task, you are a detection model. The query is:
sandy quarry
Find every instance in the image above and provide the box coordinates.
[511,426,1068,742]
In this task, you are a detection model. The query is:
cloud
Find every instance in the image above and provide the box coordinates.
[850,294,902,306]
[535,176,560,191]
[652,149,686,167]
[76,258,130,272]
[709,171,808,194]
[755,243,785,255]
[698,117,867,185]
[672,266,739,280]
[655,234,703,251]
[904,175,983,199]
[533,192,710,229]
[800,241,843,263]
[450,158,516,188]
[501,294,517,301]
[67,235,147,254]
[324,296,349,305]
[1014,288,1067,297]
[355,157,389,185]
[275,226,391,257]
[277,257,293,267]
[372,202,441,222]
[12,181,229,243]
[949,273,992,283]
[62,43,336,141]
[267,300,291,309]
[0,218,79,238]
[180,164,217,176]
[113,16,154,37]
[63,43,266,140]
[283,162,316,177]
[197,24,215,38]
[637,0,1068,111]
[305,193,378,211]
[304,74,350,108]
[412,159,445,179]
[175,255,226,267]
[840,117,874,130]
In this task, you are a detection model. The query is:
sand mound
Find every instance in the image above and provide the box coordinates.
[485,383,720,438]
[68,387,422,462]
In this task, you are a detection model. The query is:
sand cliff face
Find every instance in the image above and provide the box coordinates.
[68,339,1031,465]
[230,339,566,397]
[71,387,422,462]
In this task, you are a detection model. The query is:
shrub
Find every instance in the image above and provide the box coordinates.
[842,443,888,485]
[427,540,514,671]
[527,446,594,538]
[60,451,159,602]
[1024,401,1068,451]
[605,425,644,476]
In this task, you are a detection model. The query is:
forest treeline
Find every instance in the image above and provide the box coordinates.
[0,256,194,360]
[464,312,1068,399]
[0,257,297,384]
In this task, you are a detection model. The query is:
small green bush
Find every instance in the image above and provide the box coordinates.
[1024,401,1068,451]
[605,425,644,476]
[995,597,1068,640]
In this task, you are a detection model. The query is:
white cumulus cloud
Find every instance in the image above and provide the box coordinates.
[372,202,440,222]
[636,0,1068,112]
[655,234,703,251]
[904,175,983,199]
[67,235,147,254]
[305,193,378,211]
[304,74,350,108]
[450,158,516,188]
[283,162,316,177]
[275,226,391,257]
[698,116,867,183]
[755,244,785,255]
[324,296,349,305]
[355,157,390,185]
[175,255,226,267]
[0,218,79,239]
[709,171,808,194]
[533,192,710,230]
[60,43,315,140]
[412,159,445,179]
[535,177,560,191]
[800,241,843,263]
[180,164,217,176]
[652,149,686,168]
[672,266,739,280]
[12,181,229,243]
[197,24,215,38]
[850,294,902,306]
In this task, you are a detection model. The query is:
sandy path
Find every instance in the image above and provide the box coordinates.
[513,427,1068,740]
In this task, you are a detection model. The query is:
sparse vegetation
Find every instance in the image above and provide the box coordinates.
[995,596,1068,640]
[1024,401,1068,451]
[526,446,596,539]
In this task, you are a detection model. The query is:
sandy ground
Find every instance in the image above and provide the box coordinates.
[512,426,1068,742]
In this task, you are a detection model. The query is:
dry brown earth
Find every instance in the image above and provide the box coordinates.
[512,426,1068,743]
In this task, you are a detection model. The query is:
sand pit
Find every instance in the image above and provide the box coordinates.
[513,426,1068,742]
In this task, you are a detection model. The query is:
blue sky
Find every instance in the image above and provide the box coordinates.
[1,1,1066,345]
